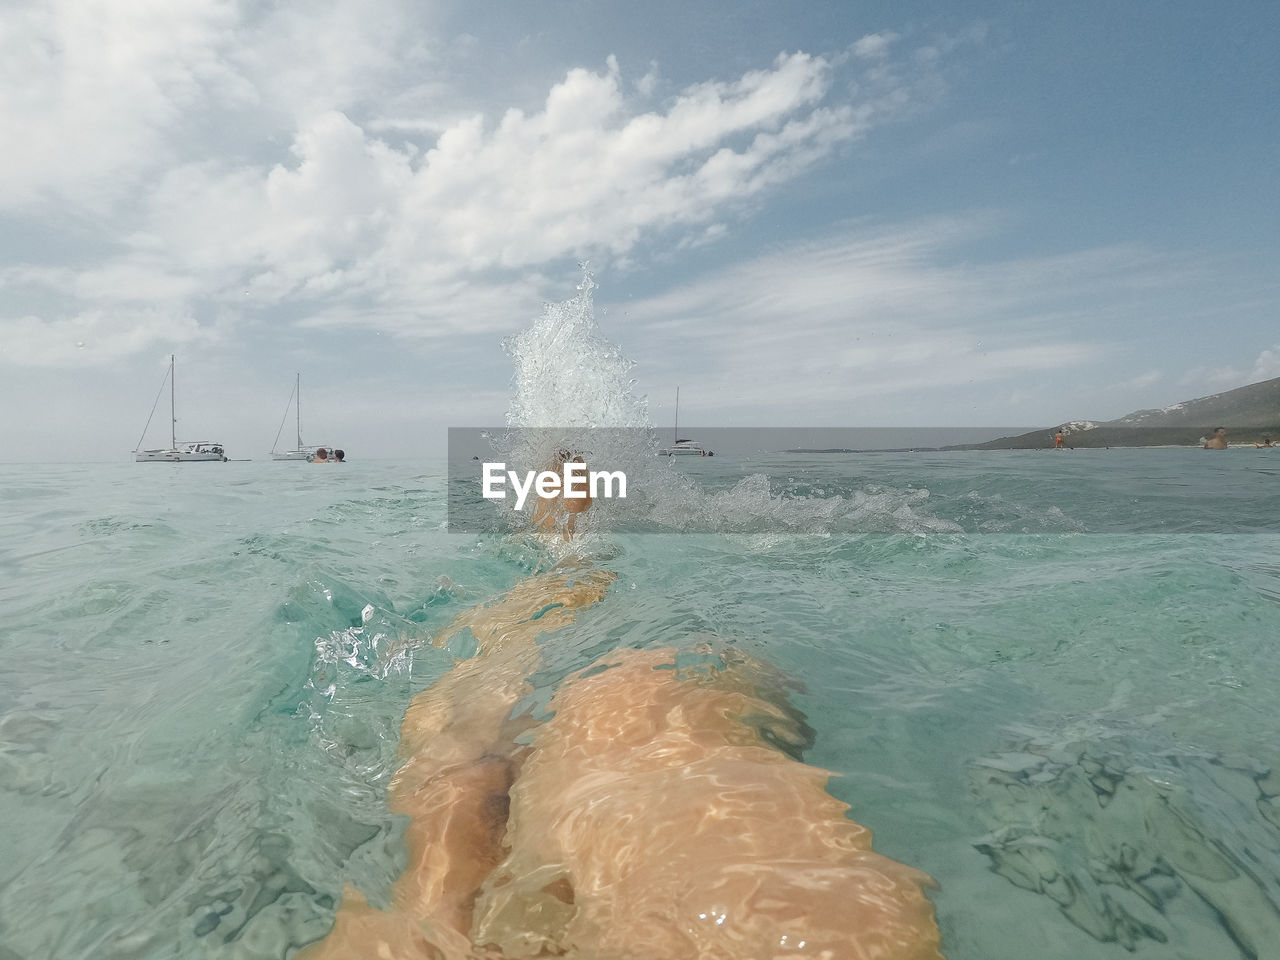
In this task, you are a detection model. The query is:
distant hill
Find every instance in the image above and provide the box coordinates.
[948,376,1280,449]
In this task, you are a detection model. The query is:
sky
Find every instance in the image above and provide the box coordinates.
[2,0,1278,460]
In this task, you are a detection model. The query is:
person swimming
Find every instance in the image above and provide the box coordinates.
[528,449,592,540]
[298,453,945,959]
[312,447,330,462]
[1203,427,1228,450]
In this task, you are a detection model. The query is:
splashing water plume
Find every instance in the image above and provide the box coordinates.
[495,269,955,542]
[504,271,650,432]
[493,270,666,550]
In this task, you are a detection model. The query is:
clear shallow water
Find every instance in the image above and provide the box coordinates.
[1,452,1279,959]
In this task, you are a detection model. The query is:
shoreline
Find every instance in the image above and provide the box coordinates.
[784,443,1278,454]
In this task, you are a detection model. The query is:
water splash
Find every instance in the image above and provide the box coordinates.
[312,625,413,681]
[504,269,650,432]
[492,268,956,541]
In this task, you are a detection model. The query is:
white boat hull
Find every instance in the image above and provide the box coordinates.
[135,444,227,462]
[271,445,336,461]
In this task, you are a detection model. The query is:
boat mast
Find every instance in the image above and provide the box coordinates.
[674,386,679,445]
[295,372,302,449]
[170,355,176,450]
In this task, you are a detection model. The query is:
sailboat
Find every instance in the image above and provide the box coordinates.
[134,356,228,462]
[270,373,335,460]
[657,387,713,456]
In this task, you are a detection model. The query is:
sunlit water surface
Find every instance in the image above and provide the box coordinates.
[1,450,1279,959]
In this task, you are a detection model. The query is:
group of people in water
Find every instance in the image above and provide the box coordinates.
[311,448,345,462]
[1203,427,1275,449]
[1051,425,1275,450]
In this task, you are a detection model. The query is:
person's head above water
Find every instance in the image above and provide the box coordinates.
[334,449,345,462]
[530,449,592,539]
[1204,427,1228,450]
[313,448,329,461]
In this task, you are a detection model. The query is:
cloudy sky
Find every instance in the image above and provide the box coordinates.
[3,0,1277,460]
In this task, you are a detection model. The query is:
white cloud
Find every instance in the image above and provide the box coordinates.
[0,0,998,429]
[1119,370,1163,391]
[610,222,1216,421]
[1182,344,1280,392]
[5,39,921,364]
[229,0,432,123]
[0,310,217,367]
[0,0,446,217]
[635,61,661,97]
[0,0,242,211]
[852,32,898,61]
[1248,346,1280,382]
[130,51,857,320]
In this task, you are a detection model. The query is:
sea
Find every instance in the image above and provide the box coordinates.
[3,289,1280,960]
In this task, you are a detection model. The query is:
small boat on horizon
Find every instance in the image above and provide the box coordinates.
[133,355,228,462]
[658,437,713,456]
[657,387,714,456]
[270,373,338,461]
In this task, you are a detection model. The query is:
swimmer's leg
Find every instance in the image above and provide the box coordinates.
[299,568,616,957]
[293,885,471,959]
[425,566,616,664]
[472,646,945,960]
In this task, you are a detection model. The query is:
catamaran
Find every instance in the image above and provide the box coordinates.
[657,387,713,456]
[133,356,228,462]
[270,373,335,460]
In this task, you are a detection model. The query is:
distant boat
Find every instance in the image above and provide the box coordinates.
[133,355,228,462]
[270,373,336,460]
[659,438,710,456]
[657,387,713,456]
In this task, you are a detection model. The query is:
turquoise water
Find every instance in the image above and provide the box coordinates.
[2,451,1279,959]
